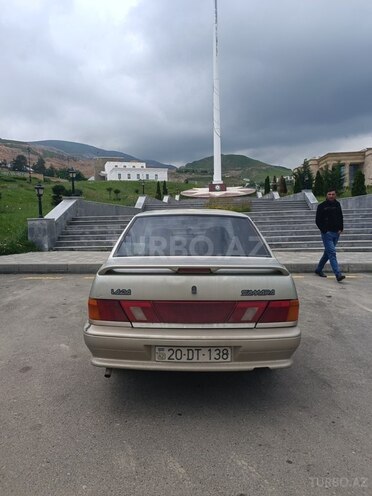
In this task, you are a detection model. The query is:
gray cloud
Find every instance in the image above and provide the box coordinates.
[1,0,371,168]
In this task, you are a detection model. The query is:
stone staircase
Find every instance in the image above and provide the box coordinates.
[53,215,133,251]
[143,198,208,210]
[249,208,372,252]
[143,198,309,212]
[53,197,372,252]
[249,199,309,211]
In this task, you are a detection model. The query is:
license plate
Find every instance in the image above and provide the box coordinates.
[155,346,232,362]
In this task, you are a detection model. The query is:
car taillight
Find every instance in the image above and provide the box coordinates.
[258,299,299,323]
[228,301,268,323]
[120,301,160,322]
[88,298,129,322]
[88,298,299,325]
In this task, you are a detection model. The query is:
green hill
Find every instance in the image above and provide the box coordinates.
[179,154,293,184]
[31,140,176,170]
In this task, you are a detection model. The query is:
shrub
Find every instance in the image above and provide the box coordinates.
[51,184,68,206]
[264,176,270,194]
[155,182,162,200]
[351,170,367,196]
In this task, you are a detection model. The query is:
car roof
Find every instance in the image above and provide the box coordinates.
[133,209,248,218]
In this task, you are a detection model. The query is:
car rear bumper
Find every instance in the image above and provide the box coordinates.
[83,323,301,371]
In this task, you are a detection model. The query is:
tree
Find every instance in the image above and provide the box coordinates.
[33,157,46,174]
[294,159,314,192]
[351,170,367,196]
[302,159,314,189]
[106,187,113,199]
[11,154,28,171]
[272,175,277,192]
[162,180,168,196]
[321,166,332,195]
[278,176,287,195]
[264,176,270,195]
[56,168,86,181]
[330,162,344,194]
[113,189,121,200]
[313,171,324,197]
[44,165,56,177]
[155,181,162,200]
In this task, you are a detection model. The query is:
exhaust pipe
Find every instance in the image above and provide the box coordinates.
[104,368,112,378]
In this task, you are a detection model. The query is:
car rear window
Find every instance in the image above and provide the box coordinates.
[115,214,270,257]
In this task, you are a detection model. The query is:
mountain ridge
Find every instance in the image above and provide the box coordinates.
[31,140,177,170]
[180,154,293,184]
[1,138,293,184]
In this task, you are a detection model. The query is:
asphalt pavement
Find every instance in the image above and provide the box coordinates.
[1,250,372,274]
[1,274,371,496]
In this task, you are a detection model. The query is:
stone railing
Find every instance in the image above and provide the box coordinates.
[28,197,140,251]
[338,193,372,209]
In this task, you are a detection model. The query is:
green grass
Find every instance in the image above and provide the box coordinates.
[0,174,191,255]
[0,175,53,255]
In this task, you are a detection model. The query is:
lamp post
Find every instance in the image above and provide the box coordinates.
[27,146,32,183]
[34,183,44,218]
[69,168,77,195]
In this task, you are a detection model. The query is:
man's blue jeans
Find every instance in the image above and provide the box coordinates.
[316,231,341,276]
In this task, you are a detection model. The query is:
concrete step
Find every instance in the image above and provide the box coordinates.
[251,205,309,211]
[53,246,111,252]
[252,219,372,230]
[67,219,129,226]
[57,234,121,241]
[251,216,372,224]
[54,240,114,248]
[268,240,372,249]
[249,210,372,218]
[70,215,133,221]
[273,246,372,252]
[264,234,372,242]
[65,225,128,232]
[60,229,123,238]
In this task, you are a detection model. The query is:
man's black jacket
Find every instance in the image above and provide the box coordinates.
[316,199,343,233]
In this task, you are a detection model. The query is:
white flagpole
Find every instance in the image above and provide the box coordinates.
[213,0,223,185]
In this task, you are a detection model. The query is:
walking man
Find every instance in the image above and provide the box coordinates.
[315,188,345,282]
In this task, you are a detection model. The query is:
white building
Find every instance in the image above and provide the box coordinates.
[100,161,168,182]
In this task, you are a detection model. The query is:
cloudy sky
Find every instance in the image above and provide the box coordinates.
[1,0,372,168]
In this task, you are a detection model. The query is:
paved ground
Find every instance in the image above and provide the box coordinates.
[1,250,372,274]
[1,274,371,496]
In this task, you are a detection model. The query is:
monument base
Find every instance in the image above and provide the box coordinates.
[208,182,227,192]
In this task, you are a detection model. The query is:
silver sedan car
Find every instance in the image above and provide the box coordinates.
[84,209,300,376]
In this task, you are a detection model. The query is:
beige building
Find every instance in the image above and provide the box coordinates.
[307,148,372,186]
